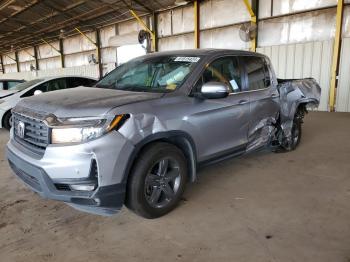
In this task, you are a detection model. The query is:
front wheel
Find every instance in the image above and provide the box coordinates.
[125,142,188,219]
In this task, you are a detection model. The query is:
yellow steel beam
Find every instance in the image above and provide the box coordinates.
[75,28,101,67]
[194,0,200,49]
[243,0,257,52]
[22,49,35,59]
[75,27,97,47]
[243,0,255,17]
[2,53,16,62]
[329,0,344,112]
[41,38,62,55]
[42,38,64,68]
[129,9,156,52]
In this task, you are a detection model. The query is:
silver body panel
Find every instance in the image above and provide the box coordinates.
[7,129,133,187]
[6,49,321,215]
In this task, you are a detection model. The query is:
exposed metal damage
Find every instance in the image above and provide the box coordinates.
[247,78,321,152]
[277,78,321,149]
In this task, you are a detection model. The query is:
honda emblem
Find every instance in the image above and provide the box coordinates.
[17,121,25,138]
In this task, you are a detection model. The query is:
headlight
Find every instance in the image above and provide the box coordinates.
[51,114,129,144]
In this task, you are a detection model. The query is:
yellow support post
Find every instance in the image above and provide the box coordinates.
[129,9,156,52]
[194,0,200,49]
[41,38,61,55]
[329,0,344,112]
[243,0,257,52]
[75,27,97,47]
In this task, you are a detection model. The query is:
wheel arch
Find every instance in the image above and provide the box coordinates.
[298,97,319,111]
[123,131,198,185]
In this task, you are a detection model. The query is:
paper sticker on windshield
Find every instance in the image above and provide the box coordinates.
[174,57,200,63]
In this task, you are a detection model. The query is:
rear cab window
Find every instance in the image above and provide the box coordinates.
[243,56,271,91]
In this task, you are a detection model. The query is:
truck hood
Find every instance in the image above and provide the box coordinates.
[16,87,164,118]
[0,90,18,99]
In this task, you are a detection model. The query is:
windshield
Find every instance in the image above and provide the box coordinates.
[96,55,201,92]
[13,79,45,91]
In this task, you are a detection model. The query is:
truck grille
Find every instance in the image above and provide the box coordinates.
[13,112,50,155]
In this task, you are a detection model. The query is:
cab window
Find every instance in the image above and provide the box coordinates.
[194,56,242,93]
[244,56,271,91]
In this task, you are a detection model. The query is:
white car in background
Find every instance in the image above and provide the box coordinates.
[0,79,25,90]
[0,76,97,130]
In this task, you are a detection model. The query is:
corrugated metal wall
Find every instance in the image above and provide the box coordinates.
[0,65,99,81]
[258,8,336,47]
[257,40,334,111]
[336,38,350,112]
[158,0,251,51]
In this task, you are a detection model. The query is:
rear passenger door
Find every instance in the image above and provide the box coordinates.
[242,56,280,150]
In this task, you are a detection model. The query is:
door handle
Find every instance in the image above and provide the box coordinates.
[238,99,249,105]
[271,94,279,98]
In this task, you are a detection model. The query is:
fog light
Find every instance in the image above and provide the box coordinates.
[69,184,96,191]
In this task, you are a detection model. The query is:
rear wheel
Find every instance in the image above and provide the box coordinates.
[126,142,188,219]
[275,110,303,152]
[283,116,302,151]
[3,111,12,131]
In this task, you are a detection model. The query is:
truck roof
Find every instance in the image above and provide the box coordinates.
[145,48,266,58]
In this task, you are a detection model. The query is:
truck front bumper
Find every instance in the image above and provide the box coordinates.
[6,131,135,216]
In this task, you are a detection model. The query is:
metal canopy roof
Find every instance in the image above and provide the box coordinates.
[0,0,179,54]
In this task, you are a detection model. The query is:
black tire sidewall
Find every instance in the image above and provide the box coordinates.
[291,118,302,149]
[126,143,188,219]
[3,111,12,131]
[275,115,303,153]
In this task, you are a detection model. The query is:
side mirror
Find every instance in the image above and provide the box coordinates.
[34,90,43,96]
[201,82,230,99]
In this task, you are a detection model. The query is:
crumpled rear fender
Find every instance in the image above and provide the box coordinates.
[278,78,321,138]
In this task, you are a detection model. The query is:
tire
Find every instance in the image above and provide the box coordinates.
[3,111,12,131]
[125,142,188,219]
[276,114,302,152]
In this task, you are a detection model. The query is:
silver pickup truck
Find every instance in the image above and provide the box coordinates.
[6,49,321,218]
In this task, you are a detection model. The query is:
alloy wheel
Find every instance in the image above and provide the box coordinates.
[144,158,181,208]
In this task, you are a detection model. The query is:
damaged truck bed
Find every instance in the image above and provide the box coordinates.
[275,78,321,150]
[247,77,321,153]
[7,49,321,217]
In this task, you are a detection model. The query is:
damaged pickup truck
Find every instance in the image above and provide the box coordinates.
[6,49,321,218]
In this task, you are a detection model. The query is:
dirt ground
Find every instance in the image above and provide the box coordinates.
[0,112,349,262]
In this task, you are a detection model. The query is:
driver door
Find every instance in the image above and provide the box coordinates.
[188,56,250,162]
